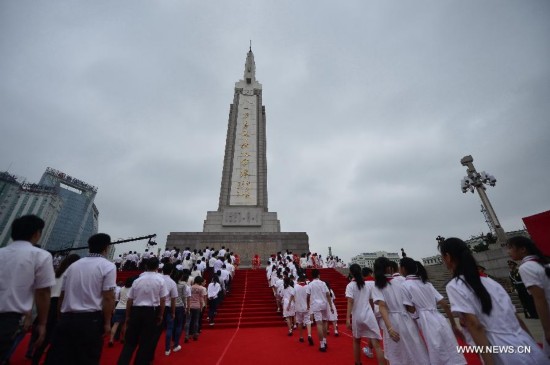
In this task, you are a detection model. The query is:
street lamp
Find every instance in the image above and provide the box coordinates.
[460,155,507,244]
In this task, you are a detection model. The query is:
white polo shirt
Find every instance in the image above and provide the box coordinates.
[0,240,56,314]
[306,278,329,312]
[61,255,116,313]
[220,269,230,284]
[162,275,179,307]
[128,272,168,306]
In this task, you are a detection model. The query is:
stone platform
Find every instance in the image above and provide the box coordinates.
[166,232,309,268]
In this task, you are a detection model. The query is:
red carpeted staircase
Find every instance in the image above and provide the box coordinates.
[205,268,350,330]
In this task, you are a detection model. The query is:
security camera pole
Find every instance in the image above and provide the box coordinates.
[460,155,507,244]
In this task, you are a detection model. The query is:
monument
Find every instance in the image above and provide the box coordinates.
[167,48,309,266]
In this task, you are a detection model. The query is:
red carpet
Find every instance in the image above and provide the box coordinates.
[8,268,482,365]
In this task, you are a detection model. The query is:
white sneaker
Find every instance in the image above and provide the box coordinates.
[165,350,171,356]
[173,345,182,352]
[362,347,373,358]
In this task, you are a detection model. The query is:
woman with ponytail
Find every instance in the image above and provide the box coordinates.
[345,264,384,365]
[440,237,548,365]
[282,277,296,336]
[400,257,466,365]
[508,235,550,357]
[372,257,429,365]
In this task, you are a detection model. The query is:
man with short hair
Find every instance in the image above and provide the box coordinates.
[117,257,167,365]
[157,263,178,356]
[0,215,55,363]
[45,233,116,365]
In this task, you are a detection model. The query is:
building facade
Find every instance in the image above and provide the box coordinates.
[39,167,99,252]
[422,255,442,266]
[0,171,62,247]
[350,251,400,269]
[0,168,98,251]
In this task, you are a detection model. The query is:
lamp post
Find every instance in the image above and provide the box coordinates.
[460,155,507,244]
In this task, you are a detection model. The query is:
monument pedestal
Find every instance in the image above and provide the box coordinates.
[166,232,309,268]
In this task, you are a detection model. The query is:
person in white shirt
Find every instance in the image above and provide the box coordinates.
[208,255,218,277]
[31,254,81,365]
[275,273,284,313]
[225,260,235,278]
[207,276,222,325]
[218,247,227,259]
[399,257,466,365]
[181,254,192,271]
[114,255,123,271]
[266,264,273,287]
[306,269,334,352]
[45,233,116,365]
[508,235,550,357]
[155,263,179,356]
[441,237,549,365]
[220,265,231,293]
[214,256,224,274]
[346,264,384,365]
[293,275,313,345]
[0,215,56,363]
[196,258,206,273]
[389,261,405,284]
[109,277,135,347]
[117,257,168,365]
[372,256,429,365]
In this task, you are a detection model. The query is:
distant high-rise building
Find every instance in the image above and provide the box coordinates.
[0,171,62,247]
[0,168,99,251]
[38,167,98,252]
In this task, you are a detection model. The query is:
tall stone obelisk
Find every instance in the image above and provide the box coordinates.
[167,49,309,266]
[203,48,280,233]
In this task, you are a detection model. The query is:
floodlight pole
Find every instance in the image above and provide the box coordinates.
[460,155,507,244]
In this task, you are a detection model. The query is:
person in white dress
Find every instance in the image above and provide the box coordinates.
[324,282,339,336]
[372,257,430,365]
[399,257,466,365]
[508,235,550,358]
[282,278,297,336]
[440,237,549,365]
[346,264,384,365]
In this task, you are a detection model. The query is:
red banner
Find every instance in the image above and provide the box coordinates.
[523,210,550,256]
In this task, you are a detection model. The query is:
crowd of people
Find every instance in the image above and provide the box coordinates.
[112,246,239,273]
[264,240,550,365]
[0,215,237,365]
[2,214,550,365]
[265,251,338,352]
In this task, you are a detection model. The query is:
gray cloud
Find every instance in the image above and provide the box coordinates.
[1,0,549,262]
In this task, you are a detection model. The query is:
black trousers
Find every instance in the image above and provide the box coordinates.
[44,311,103,365]
[0,312,24,364]
[516,284,539,318]
[117,306,161,365]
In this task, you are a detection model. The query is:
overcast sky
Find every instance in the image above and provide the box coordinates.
[1,1,549,263]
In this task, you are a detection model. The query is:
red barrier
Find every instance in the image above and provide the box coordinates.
[523,210,550,256]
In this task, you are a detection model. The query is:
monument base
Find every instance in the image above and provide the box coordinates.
[166,232,309,268]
